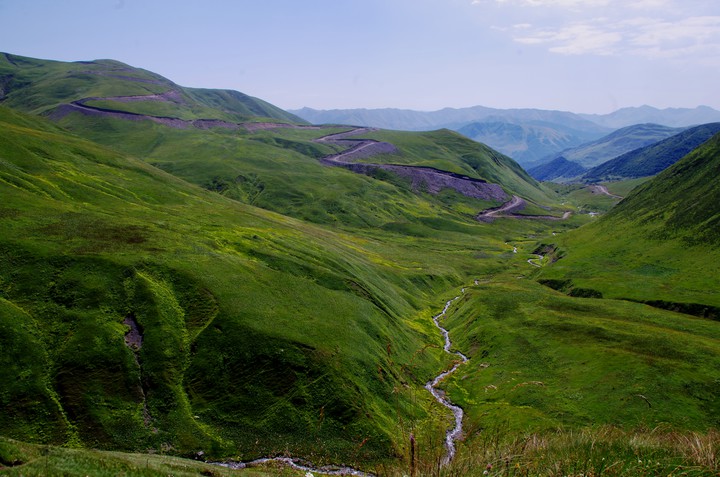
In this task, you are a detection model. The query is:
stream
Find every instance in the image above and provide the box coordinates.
[426,289,469,466]
[212,290,469,475]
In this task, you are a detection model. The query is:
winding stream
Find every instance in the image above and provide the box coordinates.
[212,457,373,476]
[211,290,470,474]
[426,289,469,466]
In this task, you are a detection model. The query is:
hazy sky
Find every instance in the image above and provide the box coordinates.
[1,0,719,113]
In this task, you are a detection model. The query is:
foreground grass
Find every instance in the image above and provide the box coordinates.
[425,427,719,476]
[0,437,298,476]
[3,428,717,476]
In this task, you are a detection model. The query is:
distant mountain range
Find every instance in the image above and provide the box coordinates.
[582,122,720,182]
[529,122,720,183]
[291,105,720,167]
[542,123,685,169]
[579,105,720,129]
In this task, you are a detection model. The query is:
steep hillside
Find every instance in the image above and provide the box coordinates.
[606,132,720,246]
[542,123,684,169]
[0,52,304,124]
[539,132,720,309]
[528,156,586,182]
[0,105,484,463]
[3,52,720,476]
[583,122,720,182]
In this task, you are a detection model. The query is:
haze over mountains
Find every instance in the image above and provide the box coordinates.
[292,105,720,167]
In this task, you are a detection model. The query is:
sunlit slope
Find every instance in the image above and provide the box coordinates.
[0,52,303,123]
[2,52,559,229]
[0,106,483,462]
[56,111,560,229]
[441,279,720,437]
[539,132,720,309]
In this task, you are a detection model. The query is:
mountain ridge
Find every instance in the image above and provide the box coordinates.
[582,122,720,182]
[0,52,306,124]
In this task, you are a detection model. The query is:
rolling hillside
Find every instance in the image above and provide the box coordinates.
[0,62,567,468]
[0,52,304,124]
[0,54,559,229]
[1,104,492,464]
[3,52,720,476]
[539,131,720,309]
[583,122,720,182]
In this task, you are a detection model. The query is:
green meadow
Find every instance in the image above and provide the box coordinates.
[1,53,719,476]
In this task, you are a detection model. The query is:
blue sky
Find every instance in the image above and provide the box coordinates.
[1,0,719,113]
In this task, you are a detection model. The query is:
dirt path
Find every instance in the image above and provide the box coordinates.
[316,128,508,201]
[51,94,316,132]
[476,195,526,221]
[477,195,572,222]
[589,184,623,199]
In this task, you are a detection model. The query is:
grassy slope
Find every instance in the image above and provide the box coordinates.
[538,133,720,307]
[419,248,720,475]
[3,52,719,476]
[56,112,560,231]
[445,279,720,432]
[0,436,287,477]
[0,105,458,462]
[358,129,554,206]
[0,106,570,470]
[3,53,560,231]
[0,52,303,124]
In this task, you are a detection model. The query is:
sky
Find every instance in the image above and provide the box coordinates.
[1,0,719,113]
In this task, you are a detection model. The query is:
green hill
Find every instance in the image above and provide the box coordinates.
[0,53,559,230]
[3,52,720,476]
[343,128,555,206]
[539,132,720,309]
[583,122,720,182]
[0,105,484,463]
[0,52,303,124]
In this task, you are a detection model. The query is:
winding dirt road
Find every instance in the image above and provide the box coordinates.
[316,128,508,201]
[589,184,624,199]
[476,195,526,221]
[477,195,572,222]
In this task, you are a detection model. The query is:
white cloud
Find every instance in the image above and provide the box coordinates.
[481,0,610,6]
[515,15,720,60]
[516,22,622,55]
[479,0,720,64]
